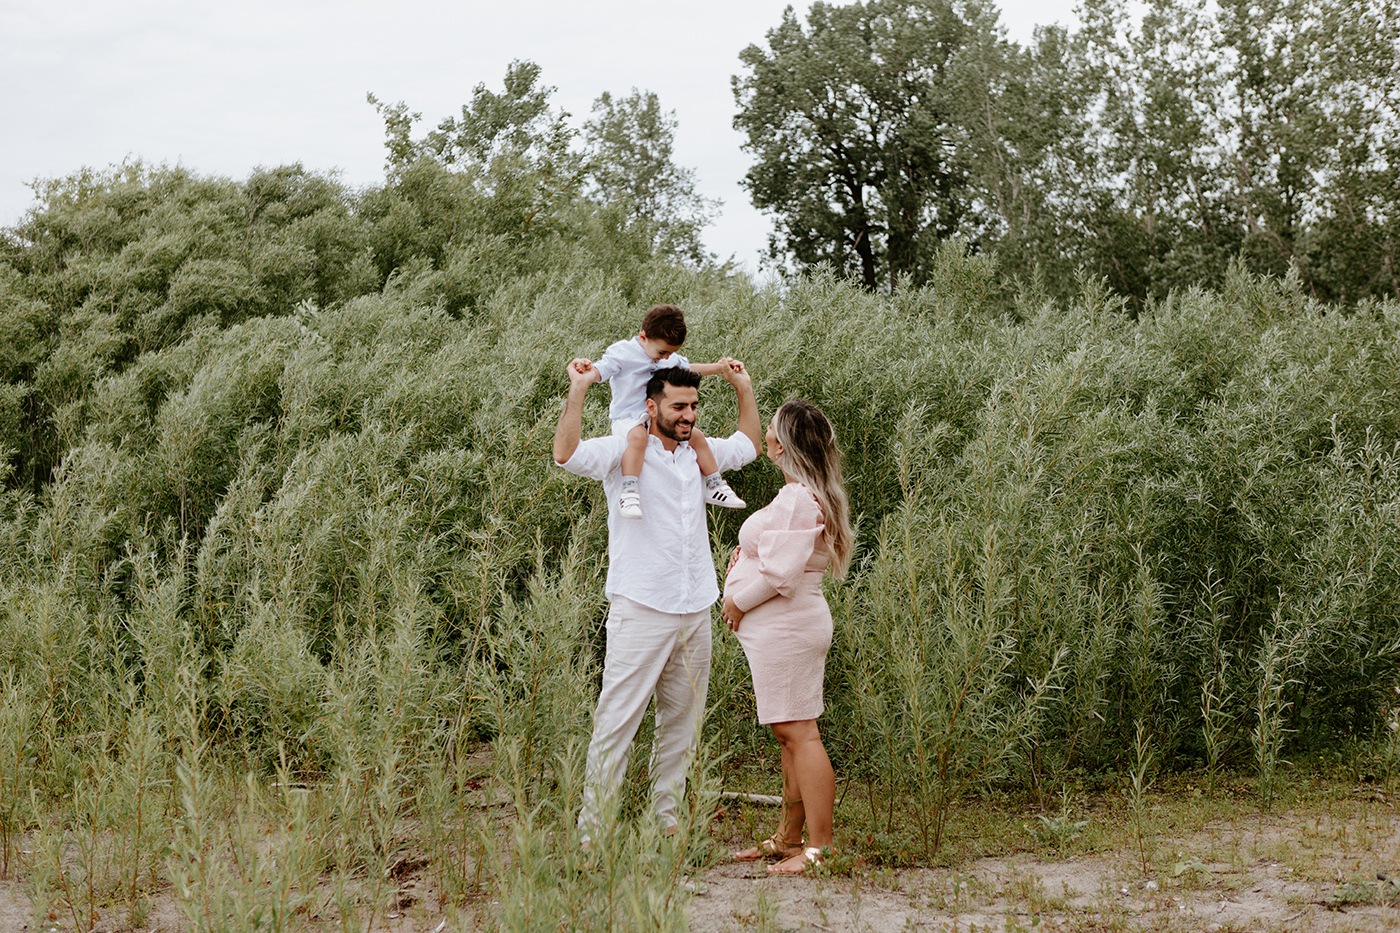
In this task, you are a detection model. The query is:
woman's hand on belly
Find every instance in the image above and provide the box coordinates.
[721,592,746,633]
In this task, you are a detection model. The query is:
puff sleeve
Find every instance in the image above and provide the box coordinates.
[726,485,825,613]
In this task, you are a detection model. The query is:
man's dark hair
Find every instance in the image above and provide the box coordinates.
[646,366,701,401]
[641,304,687,346]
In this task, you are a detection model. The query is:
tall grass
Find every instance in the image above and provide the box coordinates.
[3,235,1400,926]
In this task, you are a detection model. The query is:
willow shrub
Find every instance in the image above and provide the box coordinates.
[3,240,1400,927]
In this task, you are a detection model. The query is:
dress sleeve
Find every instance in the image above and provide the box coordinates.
[728,486,824,612]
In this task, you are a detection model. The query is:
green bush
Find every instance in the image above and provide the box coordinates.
[5,158,1400,924]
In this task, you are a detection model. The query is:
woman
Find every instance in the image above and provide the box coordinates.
[721,399,854,875]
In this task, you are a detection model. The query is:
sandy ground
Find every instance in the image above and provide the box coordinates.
[677,778,1400,930]
[689,848,1398,932]
[3,800,1398,931]
[688,797,1400,932]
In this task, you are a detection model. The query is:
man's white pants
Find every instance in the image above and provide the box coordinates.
[578,595,712,837]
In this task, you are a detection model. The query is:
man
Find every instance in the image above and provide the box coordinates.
[553,356,760,841]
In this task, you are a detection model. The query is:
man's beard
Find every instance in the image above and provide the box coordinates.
[655,411,694,442]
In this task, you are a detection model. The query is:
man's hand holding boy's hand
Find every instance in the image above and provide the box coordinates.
[568,358,601,385]
[719,357,751,388]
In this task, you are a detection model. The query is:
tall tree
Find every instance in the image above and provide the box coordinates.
[368,61,587,250]
[944,0,1096,287]
[1077,0,1241,299]
[1221,0,1331,276]
[369,65,719,271]
[583,89,718,264]
[1060,0,1400,302]
[733,0,977,290]
[1274,0,1400,300]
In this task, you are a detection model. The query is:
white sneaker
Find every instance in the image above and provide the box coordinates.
[704,480,745,509]
[619,489,643,519]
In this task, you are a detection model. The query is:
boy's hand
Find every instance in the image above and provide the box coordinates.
[719,358,750,387]
[567,358,599,387]
[568,358,601,383]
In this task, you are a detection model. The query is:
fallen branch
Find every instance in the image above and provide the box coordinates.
[719,791,782,806]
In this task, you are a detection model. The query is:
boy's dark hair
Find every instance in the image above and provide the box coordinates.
[641,304,686,346]
[646,365,701,401]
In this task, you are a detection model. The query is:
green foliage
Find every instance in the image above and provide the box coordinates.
[736,0,1400,304]
[366,61,720,289]
[4,53,1400,921]
[378,60,588,248]
[1,72,723,516]
[733,0,977,290]
[1039,0,1400,303]
[584,88,719,264]
[0,162,373,498]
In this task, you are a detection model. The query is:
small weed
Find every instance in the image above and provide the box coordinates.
[732,884,779,930]
[812,845,860,876]
[1026,788,1088,854]
[1171,856,1212,886]
[1323,876,1400,909]
[930,870,992,911]
[1124,721,1158,877]
[1006,870,1071,913]
[858,831,921,868]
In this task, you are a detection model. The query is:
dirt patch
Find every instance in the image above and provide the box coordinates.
[0,879,33,932]
[689,852,1397,932]
[3,797,1397,930]
[690,803,1400,932]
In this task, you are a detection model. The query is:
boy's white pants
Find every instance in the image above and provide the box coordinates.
[611,414,648,437]
[578,595,712,838]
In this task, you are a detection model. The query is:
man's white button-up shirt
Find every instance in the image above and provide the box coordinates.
[557,430,758,614]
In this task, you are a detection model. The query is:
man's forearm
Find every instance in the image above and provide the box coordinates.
[733,378,760,456]
[552,382,590,464]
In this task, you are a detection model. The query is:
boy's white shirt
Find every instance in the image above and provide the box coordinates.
[593,337,690,421]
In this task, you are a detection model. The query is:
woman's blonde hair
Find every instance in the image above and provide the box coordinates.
[772,399,854,577]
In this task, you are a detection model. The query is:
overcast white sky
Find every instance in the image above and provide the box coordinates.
[0,0,1079,273]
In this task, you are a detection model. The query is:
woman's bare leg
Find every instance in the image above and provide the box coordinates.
[770,719,834,849]
[776,738,806,845]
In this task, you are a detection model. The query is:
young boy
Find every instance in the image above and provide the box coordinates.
[569,304,745,519]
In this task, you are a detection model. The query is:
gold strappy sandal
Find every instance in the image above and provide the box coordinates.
[766,845,824,875]
[732,835,804,862]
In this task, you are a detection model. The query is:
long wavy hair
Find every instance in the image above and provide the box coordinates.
[772,399,854,577]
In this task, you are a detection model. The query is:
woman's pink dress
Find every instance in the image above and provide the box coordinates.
[723,483,832,724]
